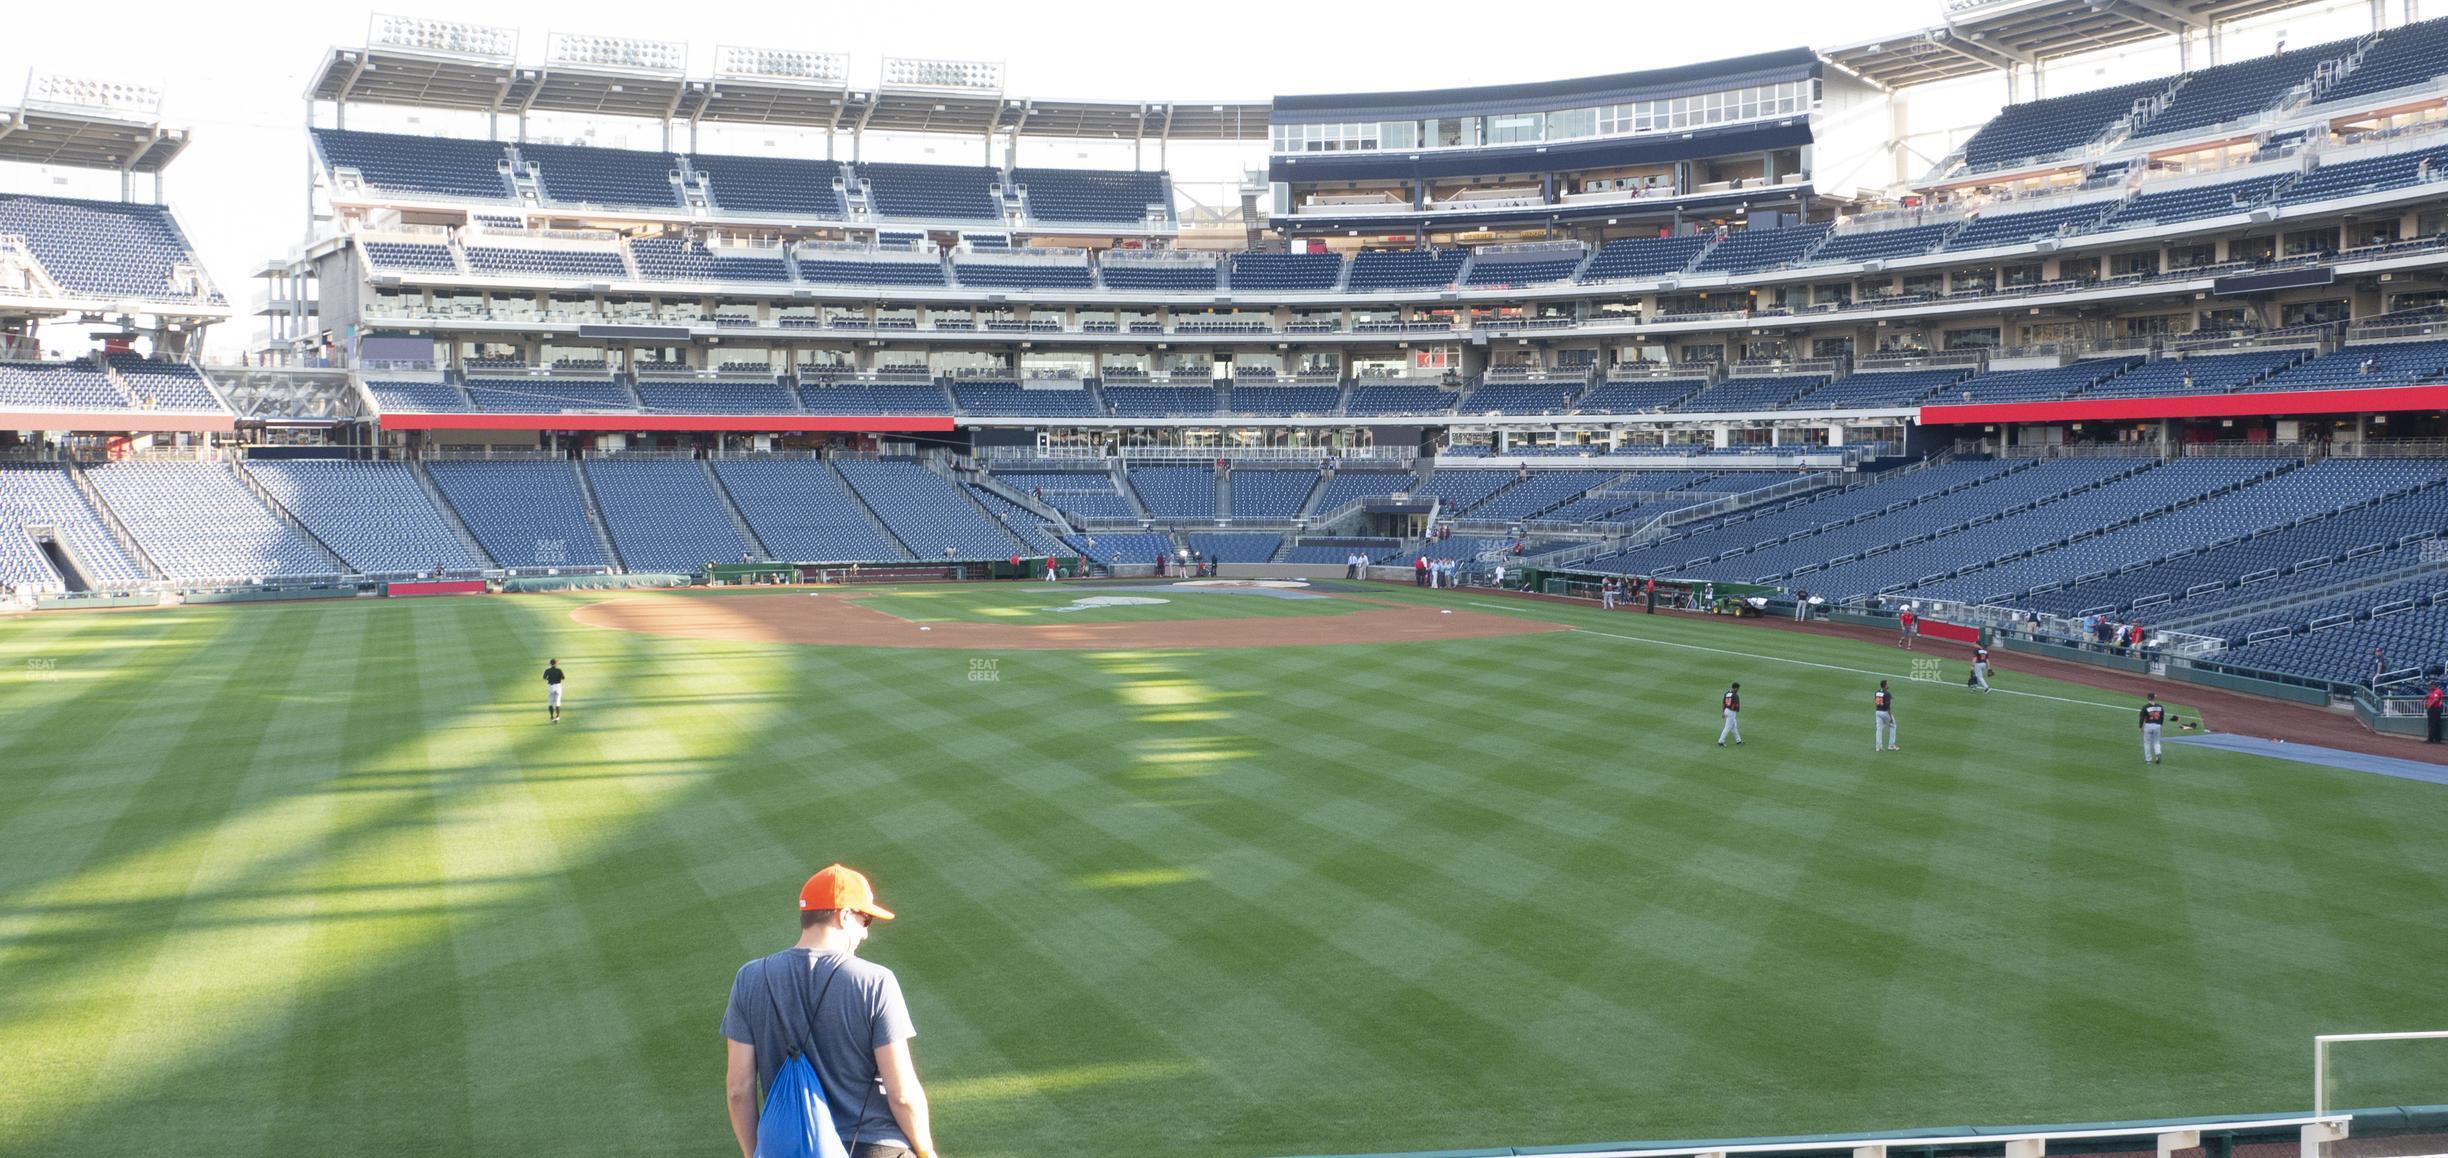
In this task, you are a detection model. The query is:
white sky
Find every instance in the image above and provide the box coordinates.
[0,0,2392,357]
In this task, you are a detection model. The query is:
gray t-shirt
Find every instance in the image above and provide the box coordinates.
[721,948,917,1148]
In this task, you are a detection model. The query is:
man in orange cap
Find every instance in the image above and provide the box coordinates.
[723,864,940,1158]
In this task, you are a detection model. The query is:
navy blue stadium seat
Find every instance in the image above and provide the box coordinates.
[1228,252,1345,291]
[1945,201,2117,251]
[855,162,1002,222]
[310,129,509,200]
[1580,235,1712,281]
[1013,167,1168,224]
[1958,78,2172,170]
[1693,223,1832,274]
[515,141,680,209]
[0,194,220,302]
[691,153,848,217]
[1346,249,1467,291]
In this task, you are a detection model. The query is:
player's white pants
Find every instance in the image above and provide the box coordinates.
[547,685,563,708]
[1970,664,1990,691]
[1719,709,1742,744]
[2142,722,2163,762]
[1875,710,1896,749]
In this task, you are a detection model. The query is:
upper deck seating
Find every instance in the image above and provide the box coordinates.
[310,129,509,200]
[855,162,1002,222]
[1013,167,1168,224]
[691,153,848,217]
[1959,78,2174,170]
[0,194,219,302]
[516,141,680,209]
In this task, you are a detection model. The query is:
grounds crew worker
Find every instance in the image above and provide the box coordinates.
[2140,693,2167,765]
[2428,682,2444,743]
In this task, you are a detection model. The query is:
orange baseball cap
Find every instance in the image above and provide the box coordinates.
[799,864,895,920]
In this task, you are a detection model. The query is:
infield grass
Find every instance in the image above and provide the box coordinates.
[2,584,2444,1158]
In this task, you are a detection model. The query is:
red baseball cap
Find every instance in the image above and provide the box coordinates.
[799,864,895,921]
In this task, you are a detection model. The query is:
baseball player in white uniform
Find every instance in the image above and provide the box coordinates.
[543,658,566,724]
[1968,646,1992,693]
[1718,682,1743,746]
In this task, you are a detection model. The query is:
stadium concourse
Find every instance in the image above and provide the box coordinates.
[7,3,2448,1157]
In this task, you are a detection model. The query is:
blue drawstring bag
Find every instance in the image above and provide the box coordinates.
[754,960,850,1158]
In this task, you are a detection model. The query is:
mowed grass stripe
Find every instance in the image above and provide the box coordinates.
[940,646,1684,1140]
[402,596,703,1154]
[257,600,475,1157]
[70,604,370,1154]
[0,609,258,908]
[0,604,337,1150]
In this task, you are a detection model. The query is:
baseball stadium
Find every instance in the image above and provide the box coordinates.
[5,3,2448,1156]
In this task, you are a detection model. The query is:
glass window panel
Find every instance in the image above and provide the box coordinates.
[1546,107,1596,140]
[1488,113,1541,143]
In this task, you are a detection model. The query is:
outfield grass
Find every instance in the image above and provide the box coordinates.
[857,584,1361,625]
[3,586,2445,1157]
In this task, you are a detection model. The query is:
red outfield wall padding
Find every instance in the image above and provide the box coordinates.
[1918,620,1981,645]
[376,412,959,433]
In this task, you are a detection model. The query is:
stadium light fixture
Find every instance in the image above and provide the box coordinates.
[548,32,687,74]
[367,14,515,60]
[715,46,850,86]
[880,57,1004,92]
[24,73,163,118]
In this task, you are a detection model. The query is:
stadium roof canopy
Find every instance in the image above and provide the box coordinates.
[0,74,189,174]
[1824,0,2311,88]
[306,18,1269,140]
